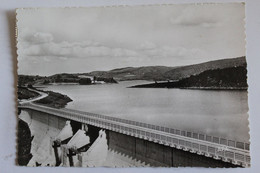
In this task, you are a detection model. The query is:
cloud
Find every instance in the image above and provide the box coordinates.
[139,41,156,50]
[19,32,208,68]
[30,32,53,43]
[19,32,141,59]
[139,42,206,59]
[170,7,221,28]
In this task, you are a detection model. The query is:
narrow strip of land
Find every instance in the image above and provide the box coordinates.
[19,88,48,104]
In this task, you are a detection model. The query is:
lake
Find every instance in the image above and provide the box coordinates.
[40,80,249,143]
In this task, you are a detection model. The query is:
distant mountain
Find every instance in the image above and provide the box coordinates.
[83,56,246,81]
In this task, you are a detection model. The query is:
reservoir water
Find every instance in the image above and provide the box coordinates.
[40,80,249,143]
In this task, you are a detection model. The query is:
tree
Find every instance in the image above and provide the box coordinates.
[79,78,92,85]
[43,80,50,84]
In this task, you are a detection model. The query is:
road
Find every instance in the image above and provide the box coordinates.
[19,88,48,104]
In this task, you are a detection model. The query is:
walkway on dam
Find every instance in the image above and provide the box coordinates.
[18,103,250,167]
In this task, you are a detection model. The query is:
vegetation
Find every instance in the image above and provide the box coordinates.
[96,77,117,83]
[18,87,40,100]
[130,66,248,90]
[169,66,247,89]
[18,87,73,108]
[34,90,72,108]
[85,57,246,81]
[79,78,92,85]
[18,75,44,87]
[17,57,246,89]
[43,79,50,84]
[18,73,118,86]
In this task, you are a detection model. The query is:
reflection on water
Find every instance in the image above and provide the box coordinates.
[40,80,249,142]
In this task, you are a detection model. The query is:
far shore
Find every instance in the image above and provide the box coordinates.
[129,82,248,90]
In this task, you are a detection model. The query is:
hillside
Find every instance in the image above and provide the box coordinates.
[84,56,246,81]
[163,56,246,81]
[130,65,248,89]
[85,66,177,81]
[18,73,117,86]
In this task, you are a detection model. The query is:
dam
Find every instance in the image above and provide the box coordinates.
[18,103,250,167]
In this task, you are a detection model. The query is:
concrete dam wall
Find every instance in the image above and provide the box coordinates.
[19,108,237,167]
[19,109,67,166]
[19,109,107,167]
[107,130,237,167]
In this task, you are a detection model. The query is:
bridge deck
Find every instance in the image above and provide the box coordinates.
[18,103,250,167]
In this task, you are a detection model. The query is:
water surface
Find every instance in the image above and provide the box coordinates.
[41,81,249,142]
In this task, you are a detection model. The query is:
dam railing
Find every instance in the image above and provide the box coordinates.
[18,103,250,167]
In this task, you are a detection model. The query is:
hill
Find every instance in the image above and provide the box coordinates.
[130,65,247,89]
[18,56,247,88]
[85,66,177,81]
[163,56,246,81]
[83,56,246,81]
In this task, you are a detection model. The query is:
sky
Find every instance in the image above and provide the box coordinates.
[16,3,246,76]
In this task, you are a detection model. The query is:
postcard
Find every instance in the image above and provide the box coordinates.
[16,3,249,167]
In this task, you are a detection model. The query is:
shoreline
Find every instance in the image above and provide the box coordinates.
[179,86,248,90]
[129,83,248,90]
[18,86,73,109]
[129,84,248,90]
[34,89,73,109]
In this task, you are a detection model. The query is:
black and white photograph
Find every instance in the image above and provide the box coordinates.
[16,4,250,168]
